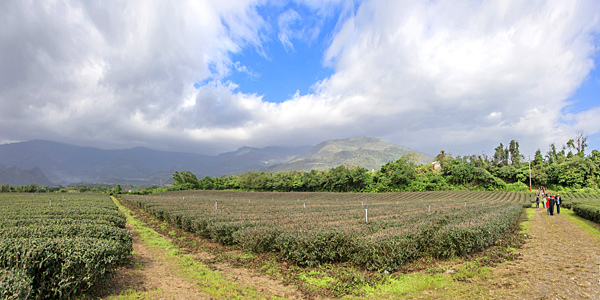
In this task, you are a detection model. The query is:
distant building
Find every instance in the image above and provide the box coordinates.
[431,161,441,172]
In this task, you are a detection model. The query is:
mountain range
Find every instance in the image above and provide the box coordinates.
[0,163,52,186]
[0,137,432,186]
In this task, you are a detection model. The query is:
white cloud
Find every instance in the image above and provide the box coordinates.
[0,0,599,157]
[277,9,302,51]
[317,0,600,155]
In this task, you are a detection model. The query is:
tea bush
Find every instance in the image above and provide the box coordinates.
[0,194,132,299]
[121,190,527,271]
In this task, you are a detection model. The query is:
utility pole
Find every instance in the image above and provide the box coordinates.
[528,155,532,191]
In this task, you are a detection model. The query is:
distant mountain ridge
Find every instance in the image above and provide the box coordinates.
[0,163,52,186]
[0,140,310,186]
[266,136,431,173]
[0,137,431,186]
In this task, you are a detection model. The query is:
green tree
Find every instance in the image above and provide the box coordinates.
[113,184,122,194]
[493,143,509,166]
[508,140,521,166]
[435,150,449,168]
[171,171,200,190]
[546,143,557,164]
[376,155,416,191]
[567,130,588,157]
[446,157,475,186]
[533,149,544,166]
[327,165,351,192]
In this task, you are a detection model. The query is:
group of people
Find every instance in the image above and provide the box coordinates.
[534,186,561,216]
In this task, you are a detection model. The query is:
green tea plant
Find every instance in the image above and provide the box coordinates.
[121,190,529,271]
[560,193,600,223]
[0,194,132,299]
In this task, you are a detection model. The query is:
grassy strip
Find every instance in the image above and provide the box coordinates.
[519,207,535,234]
[104,289,163,300]
[561,208,600,240]
[351,270,489,299]
[109,197,284,300]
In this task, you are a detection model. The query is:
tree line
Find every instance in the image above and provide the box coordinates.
[0,183,118,194]
[166,132,599,194]
[2,132,598,194]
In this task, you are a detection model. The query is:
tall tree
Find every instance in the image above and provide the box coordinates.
[567,130,588,157]
[508,140,521,166]
[533,149,544,166]
[493,143,508,166]
[546,143,557,164]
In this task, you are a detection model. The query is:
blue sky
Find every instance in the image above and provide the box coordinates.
[0,0,599,157]
[224,3,339,103]
[564,48,600,151]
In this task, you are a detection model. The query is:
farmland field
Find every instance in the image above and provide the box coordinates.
[0,193,132,299]
[120,190,532,272]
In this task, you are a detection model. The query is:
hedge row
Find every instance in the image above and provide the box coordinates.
[121,190,523,272]
[230,205,521,271]
[560,193,600,222]
[572,204,600,223]
[0,224,132,245]
[0,194,132,299]
[0,238,130,299]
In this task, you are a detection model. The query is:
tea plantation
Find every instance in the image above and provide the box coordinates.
[0,194,132,299]
[120,190,531,272]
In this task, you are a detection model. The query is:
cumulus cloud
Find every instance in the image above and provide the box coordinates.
[0,0,599,157]
[319,0,600,155]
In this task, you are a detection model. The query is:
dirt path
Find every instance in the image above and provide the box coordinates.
[121,223,208,299]
[90,223,208,299]
[488,208,600,299]
[97,202,306,300]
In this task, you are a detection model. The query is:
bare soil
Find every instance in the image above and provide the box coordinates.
[87,223,207,299]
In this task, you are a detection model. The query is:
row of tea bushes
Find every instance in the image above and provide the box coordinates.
[548,193,600,225]
[120,190,524,271]
[561,193,600,223]
[0,194,132,299]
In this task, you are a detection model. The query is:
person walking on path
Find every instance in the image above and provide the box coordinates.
[536,195,540,208]
[548,195,555,216]
[546,197,550,214]
[556,194,561,214]
[543,195,546,208]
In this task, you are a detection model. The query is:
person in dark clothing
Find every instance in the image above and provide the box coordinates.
[556,194,561,214]
[548,195,555,215]
[536,195,540,208]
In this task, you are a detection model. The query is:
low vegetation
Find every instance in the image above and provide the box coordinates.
[561,193,600,223]
[0,194,132,299]
[120,190,528,272]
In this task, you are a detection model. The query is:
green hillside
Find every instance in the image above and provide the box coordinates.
[267,136,432,172]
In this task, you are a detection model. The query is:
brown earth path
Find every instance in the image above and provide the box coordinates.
[92,204,306,300]
[88,222,212,299]
[488,207,600,299]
